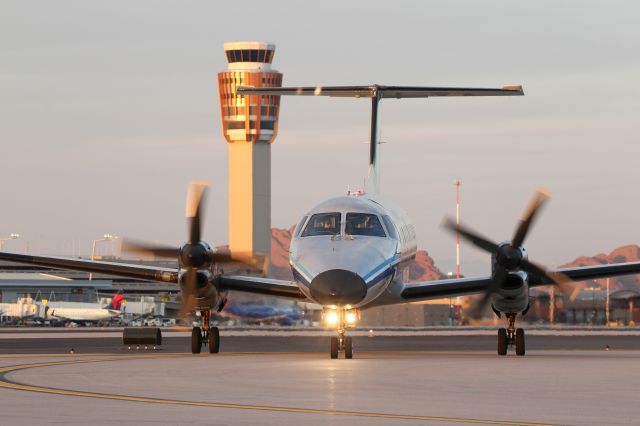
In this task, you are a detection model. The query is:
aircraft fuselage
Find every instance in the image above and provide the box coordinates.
[289,193,417,309]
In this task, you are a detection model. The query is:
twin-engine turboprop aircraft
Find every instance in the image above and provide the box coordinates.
[3,84,640,358]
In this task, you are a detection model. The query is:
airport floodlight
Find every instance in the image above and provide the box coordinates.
[0,233,20,251]
[90,233,118,279]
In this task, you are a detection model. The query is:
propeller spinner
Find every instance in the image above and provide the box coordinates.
[443,188,572,318]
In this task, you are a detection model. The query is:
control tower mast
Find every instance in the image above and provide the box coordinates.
[217,42,283,262]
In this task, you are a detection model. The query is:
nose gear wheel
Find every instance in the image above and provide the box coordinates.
[329,308,355,359]
[496,313,526,356]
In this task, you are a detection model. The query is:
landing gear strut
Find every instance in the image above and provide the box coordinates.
[326,307,357,359]
[330,332,353,359]
[191,309,220,354]
[497,313,525,356]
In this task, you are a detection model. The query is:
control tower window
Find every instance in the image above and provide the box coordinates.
[226,49,274,63]
[345,213,386,237]
[301,213,341,237]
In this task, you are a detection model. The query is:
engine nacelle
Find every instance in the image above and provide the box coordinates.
[179,270,222,312]
[491,271,529,314]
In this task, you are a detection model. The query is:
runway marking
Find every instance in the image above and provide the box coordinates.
[0,356,561,426]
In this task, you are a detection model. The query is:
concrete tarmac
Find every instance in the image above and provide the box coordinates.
[2,335,640,354]
[1,332,639,425]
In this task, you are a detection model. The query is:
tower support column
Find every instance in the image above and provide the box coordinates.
[228,142,271,257]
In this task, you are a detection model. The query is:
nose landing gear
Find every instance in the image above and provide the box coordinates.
[326,307,358,359]
[497,313,525,356]
[191,309,220,354]
[330,333,353,359]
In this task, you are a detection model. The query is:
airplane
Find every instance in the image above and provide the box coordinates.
[3,84,640,358]
[43,291,124,322]
[216,298,304,326]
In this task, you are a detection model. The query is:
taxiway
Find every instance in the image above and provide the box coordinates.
[1,331,639,425]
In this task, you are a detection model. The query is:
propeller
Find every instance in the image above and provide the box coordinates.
[443,188,572,318]
[121,180,267,318]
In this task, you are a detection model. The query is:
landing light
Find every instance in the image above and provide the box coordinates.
[325,311,339,325]
[346,312,357,324]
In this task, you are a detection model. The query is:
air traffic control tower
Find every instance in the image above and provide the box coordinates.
[217,42,282,262]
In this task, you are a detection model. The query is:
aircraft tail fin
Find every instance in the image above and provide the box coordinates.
[237,85,523,196]
[107,291,124,311]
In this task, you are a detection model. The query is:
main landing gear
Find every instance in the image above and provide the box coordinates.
[497,313,525,356]
[191,309,220,354]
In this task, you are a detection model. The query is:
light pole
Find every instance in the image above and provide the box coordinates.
[90,234,114,280]
[454,180,461,279]
[605,277,610,326]
[584,284,602,325]
[0,233,20,251]
[549,286,555,323]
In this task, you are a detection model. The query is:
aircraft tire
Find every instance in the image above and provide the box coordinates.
[344,336,353,359]
[515,328,525,356]
[497,328,507,356]
[330,337,339,359]
[208,326,220,354]
[191,326,202,354]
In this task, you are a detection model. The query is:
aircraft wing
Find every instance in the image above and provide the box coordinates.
[218,275,307,300]
[0,252,308,300]
[529,261,640,285]
[401,276,493,302]
[0,252,179,283]
[400,261,640,303]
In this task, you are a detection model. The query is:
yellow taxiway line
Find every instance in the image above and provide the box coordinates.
[0,355,560,426]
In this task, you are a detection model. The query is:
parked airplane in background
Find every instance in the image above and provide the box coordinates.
[44,292,124,322]
[218,299,303,326]
[3,84,640,358]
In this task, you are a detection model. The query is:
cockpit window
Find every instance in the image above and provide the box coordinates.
[381,215,398,239]
[345,213,386,237]
[293,215,308,237]
[301,212,341,237]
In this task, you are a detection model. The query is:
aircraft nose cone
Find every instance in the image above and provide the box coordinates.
[310,269,367,305]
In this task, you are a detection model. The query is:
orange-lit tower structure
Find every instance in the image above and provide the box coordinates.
[217,42,282,261]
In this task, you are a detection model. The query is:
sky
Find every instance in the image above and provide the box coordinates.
[1,1,639,276]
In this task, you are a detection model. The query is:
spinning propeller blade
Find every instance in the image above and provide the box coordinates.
[443,188,572,318]
[121,180,268,318]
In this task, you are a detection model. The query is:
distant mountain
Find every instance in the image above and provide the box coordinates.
[270,226,295,280]
[560,244,640,291]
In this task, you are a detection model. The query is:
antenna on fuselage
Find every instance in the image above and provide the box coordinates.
[236,84,524,195]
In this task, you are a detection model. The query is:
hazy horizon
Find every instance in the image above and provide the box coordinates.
[1,1,639,276]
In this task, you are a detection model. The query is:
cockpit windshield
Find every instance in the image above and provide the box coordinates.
[301,212,341,237]
[345,213,386,237]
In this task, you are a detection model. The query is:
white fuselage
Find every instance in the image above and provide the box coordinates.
[289,194,417,308]
[46,302,120,321]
